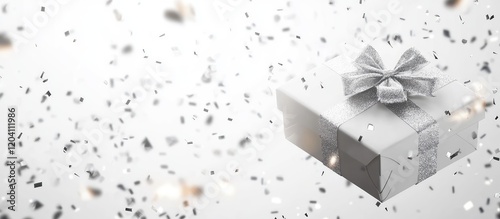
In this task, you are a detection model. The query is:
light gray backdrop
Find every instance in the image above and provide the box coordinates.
[0,0,499,218]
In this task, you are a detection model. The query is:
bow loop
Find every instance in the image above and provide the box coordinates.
[393,47,429,73]
[341,46,438,104]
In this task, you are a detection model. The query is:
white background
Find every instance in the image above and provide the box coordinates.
[0,0,499,218]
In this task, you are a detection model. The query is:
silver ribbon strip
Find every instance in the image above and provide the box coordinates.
[320,46,453,184]
[384,101,438,182]
[319,88,378,174]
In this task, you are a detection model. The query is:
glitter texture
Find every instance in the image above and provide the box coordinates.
[341,46,441,104]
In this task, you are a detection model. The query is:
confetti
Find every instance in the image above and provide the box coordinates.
[164,10,183,23]
[34,182,43,188]
[0,2,497,218]
[463,201,474,211]
[0,33,11,48]
[30,200,44,210]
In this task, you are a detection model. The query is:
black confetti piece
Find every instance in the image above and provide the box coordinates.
[31,200,44,210]
[164,10,183,23]
[34,182,42,188]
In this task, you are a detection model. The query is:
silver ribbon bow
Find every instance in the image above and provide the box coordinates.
[342,46,438,104]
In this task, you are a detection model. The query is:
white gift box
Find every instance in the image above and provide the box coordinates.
[277,46,485,201]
